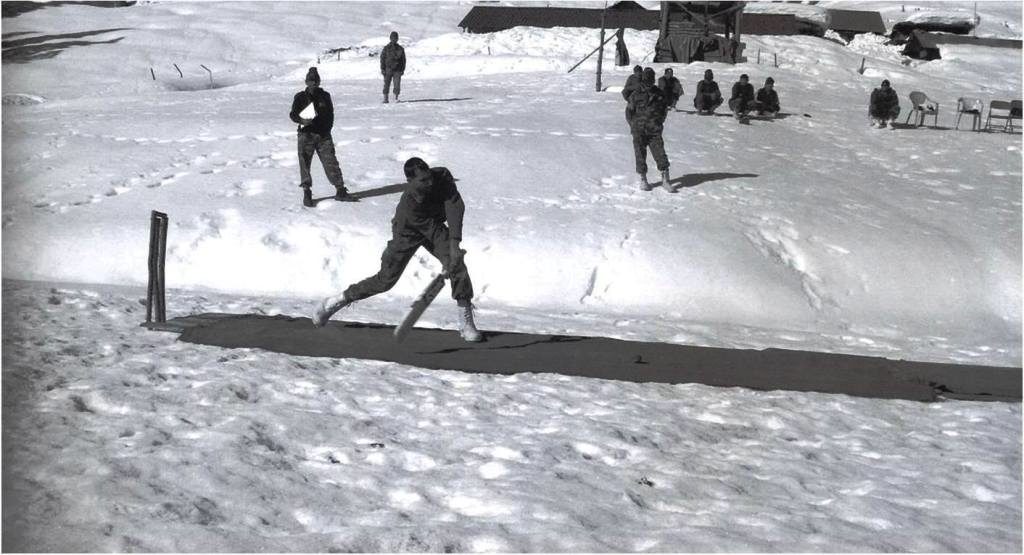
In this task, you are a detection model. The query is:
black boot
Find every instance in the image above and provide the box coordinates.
[334,188,357,202]
[302,188,314,207]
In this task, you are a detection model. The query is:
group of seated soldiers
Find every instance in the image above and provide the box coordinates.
[622,65,781,121]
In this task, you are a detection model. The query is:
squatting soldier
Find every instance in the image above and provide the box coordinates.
[289,67,353,207]
[312,157,483,342]
[729,73,756,120]
[381,31,406,103]
[658,68,684,110]
[627,68,671,192]
[754,77,780,116]
[694,69,723,114]
[869,79,900,129]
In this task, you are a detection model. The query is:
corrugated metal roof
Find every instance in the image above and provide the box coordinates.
[826,9,886,34]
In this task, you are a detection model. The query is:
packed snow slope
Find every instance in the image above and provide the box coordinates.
[3,1,1021,366]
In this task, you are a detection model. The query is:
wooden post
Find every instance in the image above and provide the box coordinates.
[757,49,761,64]
[150,67,155,80]
[858,57,866,74]
[659,1,669,41]
[596,4,607,92]
[173,63,183,78]
[200,64,213,87]
[146,211,169,325]
[774,52,778,68]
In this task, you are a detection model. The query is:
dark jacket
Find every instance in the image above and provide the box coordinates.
[392,167,465,241]
[626,83,668,135]
[381,42,406,74]
[621,73,641,101]
[290,87,334,135]
[756,87,780,112]
[730,82,755,102]
[696,79,721,100]
[658,76,683,103]
[869,87,899,117]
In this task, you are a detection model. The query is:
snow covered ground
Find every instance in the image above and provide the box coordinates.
[2,1,1022,552]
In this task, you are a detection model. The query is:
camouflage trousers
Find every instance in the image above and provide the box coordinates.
[345,223,474,303]
[632,132,669,174]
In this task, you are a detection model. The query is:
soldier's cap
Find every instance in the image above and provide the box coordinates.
[305,67,320,85]
[740,74,749,80]
[642,68,656,83]
[881,79,890,87]
[633,65,643,73]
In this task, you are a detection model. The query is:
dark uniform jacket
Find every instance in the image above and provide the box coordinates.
[621,74,641,101]
[731,82,755,102]
[696,79,721,100]
[869,87,899,117]
[289,87,334,135]
[392,167,465,241]
[756,87,780,112]
[658,76,683,104]
[626,83,668,135]
[380,43,406,74]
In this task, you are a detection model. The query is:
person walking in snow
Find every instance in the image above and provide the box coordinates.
[312,157,483,342]
[627,68,671,192]
[754,77,780,117]
[693,69,723,114]
[290,67,353,207]
[728,73,756,121]
[869,79,900,129]
[657,68,684,111]
[381,31,406,103]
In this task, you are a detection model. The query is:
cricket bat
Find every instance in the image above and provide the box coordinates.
[394,272,448,343]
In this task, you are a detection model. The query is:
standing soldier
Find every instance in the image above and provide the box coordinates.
[312,157,483,343]
[289,67,353,207]
[381,31,406,104]
[657,67,684,111]
[627,68,671,192]
[621,65,643,123]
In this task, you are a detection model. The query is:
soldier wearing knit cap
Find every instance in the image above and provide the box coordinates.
[289,67,353,206]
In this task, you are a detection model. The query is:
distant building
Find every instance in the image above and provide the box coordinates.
[890,20,975,43]
[457,2,659,33]
[655,1,746,63]
[902,30,1022,60]
[826,9,886,41]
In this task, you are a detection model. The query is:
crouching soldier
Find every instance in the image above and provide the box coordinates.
[312,157,482,342]
[754,77,780,116]
[729,74,755,121]
[693,69,723,114]
[658,68,684,110]
[869,79,900,129]
[627,68,671,192]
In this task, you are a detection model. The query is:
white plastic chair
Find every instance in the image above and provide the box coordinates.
[954,97,983,131]
[904,91,939,127]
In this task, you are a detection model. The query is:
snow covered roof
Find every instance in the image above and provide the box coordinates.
[458,5,659,33]
[826,9,886,35]
[910,30,1022,50]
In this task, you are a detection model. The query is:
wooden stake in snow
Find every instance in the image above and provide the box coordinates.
[596,4,607,92]
[150,67,155,80]
[858,57,866,74]
[145,210,169,326]
[173,63,183,78]
[200,64,213,87]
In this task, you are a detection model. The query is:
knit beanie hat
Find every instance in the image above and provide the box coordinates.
[642,67,656,84]
[305,67,320,85]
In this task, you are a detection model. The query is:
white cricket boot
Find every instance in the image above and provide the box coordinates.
[660,170,672,192]
[639,174,652,191]
[457,301,483,342]
[312,293,351,328]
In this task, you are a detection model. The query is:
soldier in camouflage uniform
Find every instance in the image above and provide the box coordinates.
[626,68,672,192]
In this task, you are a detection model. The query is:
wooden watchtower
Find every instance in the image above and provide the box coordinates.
[655,1,746,63]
